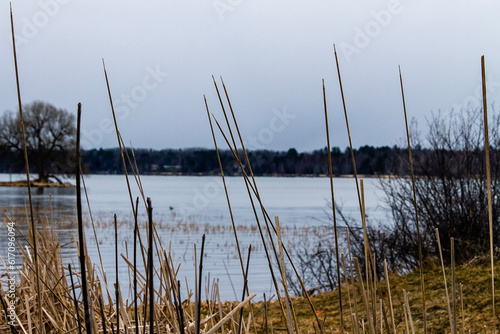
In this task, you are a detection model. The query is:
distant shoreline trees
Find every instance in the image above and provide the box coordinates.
[0,145,404,177]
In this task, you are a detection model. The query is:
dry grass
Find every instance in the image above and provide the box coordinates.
[230,258,500,333]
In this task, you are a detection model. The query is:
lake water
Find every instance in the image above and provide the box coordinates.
[0,173,389,301]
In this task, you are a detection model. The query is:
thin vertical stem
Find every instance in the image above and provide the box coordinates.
[177,280,186,334]
[147,198,154,334]
[460,283,465,334]
[481,55,495,329]
[264,293,269,334]
[451,237,457,334]
[354,258,372,334]
[399,66,427,333]
[9,5,43,332]
[383,260,396,334]
[322,78,345,333]
[217,78,317,329]
[76,103,92,334]
[238,246,252,334]
[380,299,383,334]
[69,264,83,334]
[436,228,453,330]
[360,181,376,334]
[115,214,120,333]
[134,197,139,334]
[203,96,246,286]
[276,217,297,334]
[347,228,360,334]
[333,45,364,226]
[196,234,206,334]
[341,253,353,322]
[102,60,137,219]
[403,289,415,334]
[98,295,108,334]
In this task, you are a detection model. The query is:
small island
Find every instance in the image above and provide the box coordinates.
[0,179,73,188]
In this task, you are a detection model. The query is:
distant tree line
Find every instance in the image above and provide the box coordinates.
[0,145,407,177]
[2,143,496,178]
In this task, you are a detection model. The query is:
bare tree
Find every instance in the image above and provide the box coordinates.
[380,107,500,265]
[290,107,500,293]
[0,101,76,183]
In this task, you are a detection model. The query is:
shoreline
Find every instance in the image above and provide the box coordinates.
[0,173,395,188]
[0,180,74,188]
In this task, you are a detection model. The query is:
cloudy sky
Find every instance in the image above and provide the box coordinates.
[1,1,500,152]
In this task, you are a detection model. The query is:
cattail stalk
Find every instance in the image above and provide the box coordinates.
[219,76,318,329]
[115,214,120,333]
[76,103,92,333]
[147,198,154,334]
[399,66,427,333]
[9,5,43,332]
[196,234,206,334]
[322,78,345,333]
[134,197,139,334]
[481,55,495,329]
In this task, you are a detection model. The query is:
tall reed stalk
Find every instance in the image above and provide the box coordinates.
[196,234,206,334]
[147,198,154,334]
[481,55,496,330]
[76,103,92,333]
[9,5,43,332]
[399,66,427,333]
[134,197,139,334]
[209,110,290,328]
[102,60,138,218]
[333,46,377,333]
[322,79,344,332]
[203,95,246,290]
[114,214,120,333]
[209,78,321,330]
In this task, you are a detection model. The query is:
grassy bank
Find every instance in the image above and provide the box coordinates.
[234,258,499,333]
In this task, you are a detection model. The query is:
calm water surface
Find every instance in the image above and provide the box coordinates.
[0,173,388,300]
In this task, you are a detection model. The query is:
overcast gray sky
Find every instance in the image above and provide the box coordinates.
[2,1,500,152]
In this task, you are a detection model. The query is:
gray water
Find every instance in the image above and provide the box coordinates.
[0,173,388,301]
